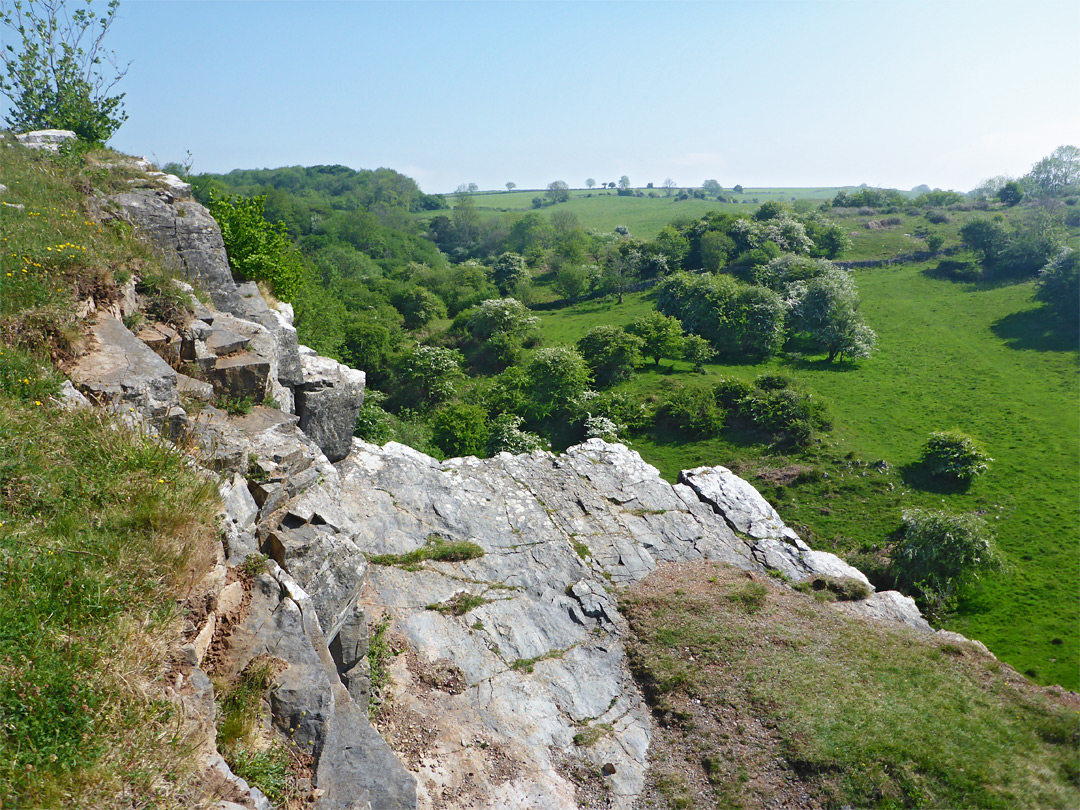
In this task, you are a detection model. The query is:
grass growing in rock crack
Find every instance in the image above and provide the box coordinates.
[425,591,488,616]
[623,562,1080,810]
[214,656,295,806]
[368,535,484,570]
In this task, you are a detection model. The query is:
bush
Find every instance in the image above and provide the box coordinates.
[713,376,753,410]
[920,430,992,482]
[738,386,831,447]
[1035,249,1079,325]
[932,257,983,281]
[576,325,643,387]
[892,508,1003,611]
[208,194,304,301]
[430,403,489,458]
[487,414,546,455]
[659,385,725,438]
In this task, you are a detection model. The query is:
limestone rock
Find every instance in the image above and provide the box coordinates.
[833,589,931,631]
[106,190,245,315]
[16,129,76,151]
[679,465,805,546]
[70,315,178,418]
[295,350,365,463]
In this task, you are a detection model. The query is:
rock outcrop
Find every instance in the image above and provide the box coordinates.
[53,146,964,810]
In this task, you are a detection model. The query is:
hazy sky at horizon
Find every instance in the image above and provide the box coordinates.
[4,0,1077,193]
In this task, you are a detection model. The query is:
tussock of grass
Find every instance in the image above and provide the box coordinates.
[0,396,220,807]
[425,591,488,616]
[624,563,1080,810]
[369,535,484,569]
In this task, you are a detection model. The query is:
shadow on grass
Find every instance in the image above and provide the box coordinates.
[990,308,1078,352]
[899,460,972,495]
[780,355,862,372]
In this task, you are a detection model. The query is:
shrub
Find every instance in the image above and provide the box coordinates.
[1035,249,1079,325]
[576,325,643,387]
[526,346,592,420]
[590,390,653,433]
[738,386,830,447]
[932,257,983,281]
[659,385,725,438]
[713,376,753,410]
[920,430,992,482]
[208,194,304,301]
[487,414,546,455]
[430,402,489,458]
[892,508,1003,610]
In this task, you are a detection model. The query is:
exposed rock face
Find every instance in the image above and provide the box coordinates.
[295,348,366,462]
[107,188,246,316]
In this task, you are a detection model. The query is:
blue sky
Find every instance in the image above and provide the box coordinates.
[6,1,1078,193]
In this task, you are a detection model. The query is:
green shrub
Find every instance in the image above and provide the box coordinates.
[793,576,871,602]
[576,325,643,387]
[738,386,830,447]
[713,376,753,410]
[207,194,304,301]
[920,430,992,481]
[659,385,725,438]
[354,400,395,444]
[487,414,546,455]
[430,402,489,458]
[892,508,1003,611]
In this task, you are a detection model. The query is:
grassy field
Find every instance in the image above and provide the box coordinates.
[424,186,873,241]
[533,263,1079,689]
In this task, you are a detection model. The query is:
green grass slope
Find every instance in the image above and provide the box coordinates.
[624,562,1079,810]
[535,263,1079,688]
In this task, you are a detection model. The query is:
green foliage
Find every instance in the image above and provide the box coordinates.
[893,508,1003,609]
[961,214,1065,278]
[1035,249,1079,325]
[0,0,128,142]
[430,402,489,458]
[681,333,715,372]
[656,272,785,360]
[208,194,304,301]
[466,297,539,341]
[658,384,725,439]
[583,413,622,442]
[394,345,464,408]
[552,263,591,300]
[736,377,831,447]
[627,311,685,366]
[369,536,484,569]
[492,251,529,294]
[793,575,871,602]
[487,413,546,455]
[526,346,592,420]
[354,399,395,444]
[426,591,487,616]
[0,343,61,402]
[725,581,769,614]
[1024,145,1080,196]
[920,430,992,482]
[997,181,1024,206]
[576,324,643,387]
[792,268,877,362]
[392,284,446,330]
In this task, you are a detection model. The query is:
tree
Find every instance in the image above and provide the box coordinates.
[702,179,722,197]
[586,178,596,189]
[733,184,744,195]
[526,346,592,420]
[396,345,464,407]
[465,297,539,341]
[451,190,481,247]
[467,182,479,193]
[1024,145,1080,194]
[208,194,305,301]
[505,181,516,192]
[491,251,529,294]
[553,264,590,301]
[793,270,876,362]
[431,403,490,458]
[576,325,643,387]
[618,175,631,191]
[627,311,684,365]
[662,178,677,197]
[682,334,716,373]
[391,285,446,330]
[546,180,570,203]
[1035,248,1079,326]
[0,0,129,142]
[997,180,1023,206]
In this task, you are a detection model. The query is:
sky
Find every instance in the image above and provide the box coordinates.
[3,0,1077,194]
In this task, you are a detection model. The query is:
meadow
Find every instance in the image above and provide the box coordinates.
[534,261,1079,689]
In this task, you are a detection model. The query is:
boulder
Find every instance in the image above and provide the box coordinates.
[295,350,365,463]
[16,129,76,151]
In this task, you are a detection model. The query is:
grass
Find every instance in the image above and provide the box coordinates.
[0,392,220,807]
[368,534,484,570]
[214,656,296,805]
[426,591,488,616]
[534,258,1079,689]
[623,563,1080,810]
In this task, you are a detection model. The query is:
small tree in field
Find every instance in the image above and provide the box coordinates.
[1,0,129,142]
[920,430,992,482]
[892,508,1002,613]
[576,325,643,387]
[627,311,684,366]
